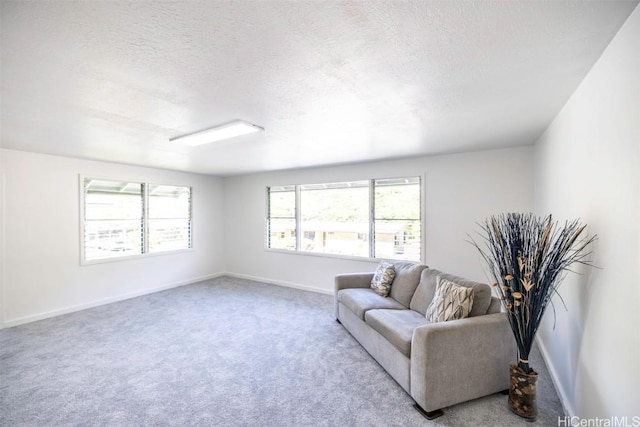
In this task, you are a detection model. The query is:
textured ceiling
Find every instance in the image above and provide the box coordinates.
[1,1,638,176]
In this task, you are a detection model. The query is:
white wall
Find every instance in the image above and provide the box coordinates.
[534,5,639,419]
[0,149,225,327]
[0,149,5,326]
[223,146,534,294]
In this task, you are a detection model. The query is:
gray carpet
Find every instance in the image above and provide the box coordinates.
[0,276,564,426]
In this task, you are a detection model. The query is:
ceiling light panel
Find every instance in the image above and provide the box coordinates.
[171,120,264,146]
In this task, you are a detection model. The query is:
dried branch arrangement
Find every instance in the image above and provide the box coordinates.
[470,213,596,374]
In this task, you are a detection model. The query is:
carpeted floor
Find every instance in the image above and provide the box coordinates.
[0,276,564,426]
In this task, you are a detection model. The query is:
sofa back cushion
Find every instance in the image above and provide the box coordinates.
[487,296,502,314]
[410,268,492,317]
[388,261,428,307]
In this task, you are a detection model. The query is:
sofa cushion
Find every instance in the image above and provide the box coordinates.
[338,288,405,320]
[365,309,430,357]
[410,268,492,317]
[388,261,428,308]
[425,277,474,322]
[370,261,396,297]
[487,296,502,314]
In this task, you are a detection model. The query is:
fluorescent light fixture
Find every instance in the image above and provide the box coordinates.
[170,120,264,146]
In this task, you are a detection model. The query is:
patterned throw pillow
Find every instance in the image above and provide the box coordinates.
[370,262,396,297]
[425,277,474,322]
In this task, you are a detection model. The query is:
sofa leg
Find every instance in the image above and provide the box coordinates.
[414,403,443,420]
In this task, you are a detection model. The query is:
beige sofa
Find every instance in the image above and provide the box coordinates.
[334,261,515,419]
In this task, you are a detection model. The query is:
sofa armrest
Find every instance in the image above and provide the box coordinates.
[335,273,374,292]
[334,273,374,319]
[410,313,515,412]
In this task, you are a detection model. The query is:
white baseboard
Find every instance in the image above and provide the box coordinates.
[535,335,574,417]
[224,271,333,296]
[1,272,225,329]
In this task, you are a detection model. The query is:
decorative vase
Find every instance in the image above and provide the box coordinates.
[509,364,538,421]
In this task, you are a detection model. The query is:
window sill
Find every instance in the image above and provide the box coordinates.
[80,247,193,266]
[263,247,421,264]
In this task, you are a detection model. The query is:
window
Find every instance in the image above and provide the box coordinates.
[82,178,191,262]
[266,177,421,262]
[373,177,421,260]
[266,185,296,250]
[300,180,369,257]
[148,184,192,253]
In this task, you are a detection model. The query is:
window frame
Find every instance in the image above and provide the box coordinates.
[79,175,193,265]
[265,175,423,263]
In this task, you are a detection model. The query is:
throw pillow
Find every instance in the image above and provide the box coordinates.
[370,261,396,297]
[425,277,474,322]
